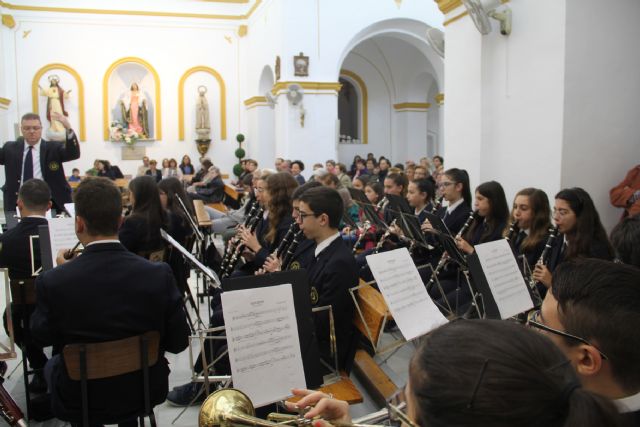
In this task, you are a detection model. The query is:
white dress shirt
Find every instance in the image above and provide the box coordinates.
[314,232,340,258]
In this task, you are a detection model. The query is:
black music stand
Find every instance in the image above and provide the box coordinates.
[222,270,323,389]
[37,225,54,272]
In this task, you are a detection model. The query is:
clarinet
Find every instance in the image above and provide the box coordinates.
[373,219,397,254]
[352,220,372,254]
[430,196,444,214]
[426,210,476,289]
[273,223,299,259]
[527,226,559,304]
[220,202,258,274]
[0,363,26,427]
[282,230,304,270]
[221,207,264,278]
[505,219,519,244]
[375,196,389,213]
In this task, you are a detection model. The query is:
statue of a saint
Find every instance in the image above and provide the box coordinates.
[195,85,211,141]
[38,75,71,141]
[119,83,149,138]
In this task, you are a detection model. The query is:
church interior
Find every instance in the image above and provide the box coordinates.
[0,0,639,425]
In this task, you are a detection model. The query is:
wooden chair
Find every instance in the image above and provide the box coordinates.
[63,331,160,427]
[192,200,212,227]
[350,280,399,406]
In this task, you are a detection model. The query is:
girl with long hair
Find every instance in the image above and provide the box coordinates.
[119,175,168,257]
[508,188,552,269]
[533,187,614,288]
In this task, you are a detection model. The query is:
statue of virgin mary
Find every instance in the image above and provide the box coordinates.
[119,83,149,138]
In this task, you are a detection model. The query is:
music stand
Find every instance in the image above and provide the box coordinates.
[222,270,323,389]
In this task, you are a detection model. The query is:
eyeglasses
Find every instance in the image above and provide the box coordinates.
[295,209,317,221]
[21,126,42,132]
[438,181,455,188]
[386,387,418,427]
[527,310,609,360]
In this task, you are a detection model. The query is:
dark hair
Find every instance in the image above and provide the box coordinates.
[74,177,122,236]
[21,113,41,123]
[299,187,343,229]
[365,182,384,203]
[241,173,254,187]
[291,160,305,171]
[264,173,299,243]
[337,163,348,174]
[465,181,509,242]
[72,168,79,173]
[554,188,614,259]
[444,168,472,206]
[201,159,213,170]
[384,173,408,197]
[411,319,623,427]
[18,179,50,211]
[319,172,340,188]
[292,181,322,200]
[412,178,435,203]
[552,258,640,391]
[128,176,167,237]
[393,163,404,170]
[433,155,444,164]
[513,188,552,252]
[158,177,194,228]
[326,160,336,167]
[354,175,369,187]
[610,215,640,267]
[181,155,192,166]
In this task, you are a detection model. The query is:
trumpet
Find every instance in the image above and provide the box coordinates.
[426,210,476,290]
[199,388,395,427]
[351,220,371,254]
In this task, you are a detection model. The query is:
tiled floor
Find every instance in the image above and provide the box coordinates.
[0,232,412,426]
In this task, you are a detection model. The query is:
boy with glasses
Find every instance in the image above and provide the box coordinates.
[529,258,640,424]
[297,186,358,371]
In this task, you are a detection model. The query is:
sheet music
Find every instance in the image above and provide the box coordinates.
[47,217,77,267]
[366,248,447,340]
[222,283,306,407]
[474,239,533,318]
[160,229,219,287]
[64,203,75,217]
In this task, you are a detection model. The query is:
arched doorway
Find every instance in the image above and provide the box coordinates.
[247,65,276,168]
[335,19,443,165]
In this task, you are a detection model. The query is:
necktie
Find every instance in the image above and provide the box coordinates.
[23,146,34,183]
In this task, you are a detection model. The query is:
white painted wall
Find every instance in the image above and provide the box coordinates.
[561,0,640,231]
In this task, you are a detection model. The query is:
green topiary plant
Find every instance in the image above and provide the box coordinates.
[234,133,246,177]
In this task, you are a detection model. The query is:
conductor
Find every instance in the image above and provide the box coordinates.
[0,112,80,214]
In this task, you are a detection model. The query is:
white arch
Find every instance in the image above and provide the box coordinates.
[258,65,275,94]
[334,18,443,88]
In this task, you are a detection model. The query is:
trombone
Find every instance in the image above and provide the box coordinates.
[199,388,405,427]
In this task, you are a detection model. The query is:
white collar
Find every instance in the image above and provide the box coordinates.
[616,390,640,413]
[24,140,41,151]
[415,205,427,216]
[446,198,464,213]
[86,239,120,247]
[314,232,340,258]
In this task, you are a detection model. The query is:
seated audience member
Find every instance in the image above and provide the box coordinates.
[179,155,195,176]
[290,319,623,427]
[120,175,168,257]
[349,155,362,177]
[431,155,444,182]
[352,175,368,191]
[336,163,352,188]
[188,157,211,184]
[532,187,614,288]
[317,171,356,222]
[163,158,183,179]
[161,158,170,172]
[274,157,284,172]
[352,159,368,181]
[413,165,428,180]
[145,159,163,183]
[610,164,640,219]
[291,160,306,185]
[534,258,640,424]
[325,160,336,175]
[1,180,51,399]
[208,172,256,235]
[31,177,190,425]
[68,168,81,182]
[187,164,225,203]
[96,159,116,180]
[610,215,640,268]
[405,164,416,182]
[136,156,150,177]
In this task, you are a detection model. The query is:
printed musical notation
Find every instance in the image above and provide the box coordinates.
[222,283,306,407]
[47,217,77,267]
[474,240,533,318]
[367,248,447,340]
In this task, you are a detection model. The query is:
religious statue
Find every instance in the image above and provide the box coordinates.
[38,75,71,141]
[119,83,149,138]
[195,85,211,141]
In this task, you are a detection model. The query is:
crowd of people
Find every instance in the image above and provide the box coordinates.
[1,113,639,425]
